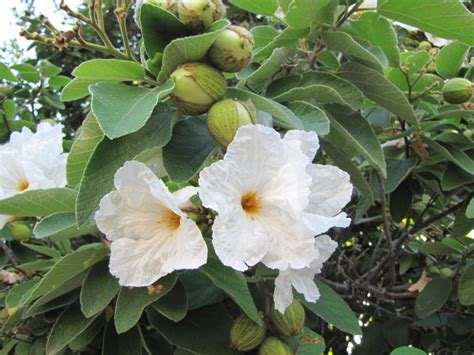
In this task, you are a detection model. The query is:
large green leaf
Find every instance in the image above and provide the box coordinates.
[102,322,141,355]
[61,78,100,102]
[251,25,279,51]
[384,159,416,194]
[350,12,400,67]
[285,0,338,29]
[415,277,452,319]
[378,0,474,46]
[0,188,77,217]
[162,116,216,183]
[287,101,330,136]
[76,104,177,227]
[338,62,419,127]
[153,280,188,322]
[199,257,262,326]
[0,62,18,82]
[321,31,384,72]
[298,280,361,335]
[114,273,177,334]
[33,212,98,241]
[435,41,470,79]
[253,27,309,62]
[326,105,387,178]
[452,202,474,239]
[80,261,120,318]
[147,305,238,355]
[67,112,104,186]
[72,59,145,81]
[267,72,364,110]
[46,303,100,354]
[424,138,474,175]
[158,20,230,82]
[90,81,174,139]
[229,0,278,16]
[391,346,426,355]
[226,88,303,129]
[458,265,474,306]
[69,316,106,351]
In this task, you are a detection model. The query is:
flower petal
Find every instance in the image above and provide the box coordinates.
[283,129,320,160]
[303,212,351,236]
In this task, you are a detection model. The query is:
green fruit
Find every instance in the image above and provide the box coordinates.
[418,41,432,51]
[170,63,227,115]
[442,78,473,104]
[229,314,266,352]
[177,0,225,32]
[271,299,305,337]
[207,99,256,147]
[0,85,11,98]
[440,267,453,278]
[8,222,32,241]
[208,25,254,73]
[258,337,292,355]
[463,129,473,139]
[144,0,177,14]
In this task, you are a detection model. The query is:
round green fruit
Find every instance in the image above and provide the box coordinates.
[258,337,292,355]
[271,299,305,337]
[207,99,256,147]
[442,78,473,104]
[177,0,225,32]
[208,25,254,73]
[229,314,266,352]
[418,41,432,51]
[170,63,227,115]
[8,222,32,241]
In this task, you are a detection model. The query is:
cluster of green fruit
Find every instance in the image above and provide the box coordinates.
[145,0,256,147]
[229,300,307,355]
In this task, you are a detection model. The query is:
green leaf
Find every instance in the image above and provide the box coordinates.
[12,64,40,83]
[458,265,474,306]
[253,27,309,62]
[424,138,474,175]
[158,19,230,82]
[390,181,413,223]
[114,273,177,334]
[298,280,361,335]
[321,31,384,72]
[350,12,400,67]
[378,0,474,46]
[33,212,98,241]
[0,188,77,217]
[325,105,387,178]
[90,81,174,139]
[147,304,237,355]
[287,327,325,355]
[391,346,427,355]
[227,88,303,129]
[66,112,105,186]
[3,99,16,119]
[285,0,338,29]
[179,271,226,310]
[102,322,141,355]
[72,59,145,81]
[153,280,188,322]
[251,25,279,51]
[46,303,100,354]
[80,261,120,317]
[60,78,99,102]
[162,116,216,183]
[5,280,39,308]
[384,159,416,194]
[199,257,262,326]
[287,101,330,136]
[0,62,18,82]
[415,277,452,319]
[76,104,177,227]
[452,202,474,239]
[21,243,61,259]
[25,244,108,303]
[338,62,419,128]
[267,72,364,110]
[420,242,460,257]
[435,41,470,78]
[40,61,62,78]
[48,75,71,89]
[466,198,474,219]
[69,316,105,351]
[229,0,278,16]
[141,3,190,57]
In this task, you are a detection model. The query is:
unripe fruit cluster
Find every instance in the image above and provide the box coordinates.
[229,300,306,354]
[162,0,256,147]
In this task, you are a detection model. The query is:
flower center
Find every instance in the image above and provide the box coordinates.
[241,192,261,215]
[158,210,181,231]
[16,180,30,192]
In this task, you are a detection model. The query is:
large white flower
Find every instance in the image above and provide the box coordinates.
[95,161,208,287]
[0,122,67,229]
[198,124,352,272]
[273,235,337,313]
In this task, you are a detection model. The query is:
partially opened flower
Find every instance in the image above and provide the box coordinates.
[0,122,67,229]
[273,235,337,313]
[198,124,352,272]
[95,161,208,287]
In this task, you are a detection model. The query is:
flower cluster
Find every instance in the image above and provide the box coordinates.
[96,124,353,313]
[0,123,67,229]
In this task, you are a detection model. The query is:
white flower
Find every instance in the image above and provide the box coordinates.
[273,235,337,313]
[198,124,352,272]
[358,0,377,9]
[95,161,207,287]
[0,123,67,229]
[425,33,452,47]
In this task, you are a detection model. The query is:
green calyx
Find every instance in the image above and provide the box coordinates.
[144,0,178,15]
[207,98,256,147]
[442,78,473,105]
[8,222,32,241]
[208,25,254,73]
[170,62,227,115]
[258,337,292,355]
[271,299,305,337]
[229,314,267,352]
[177,0,225,32]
